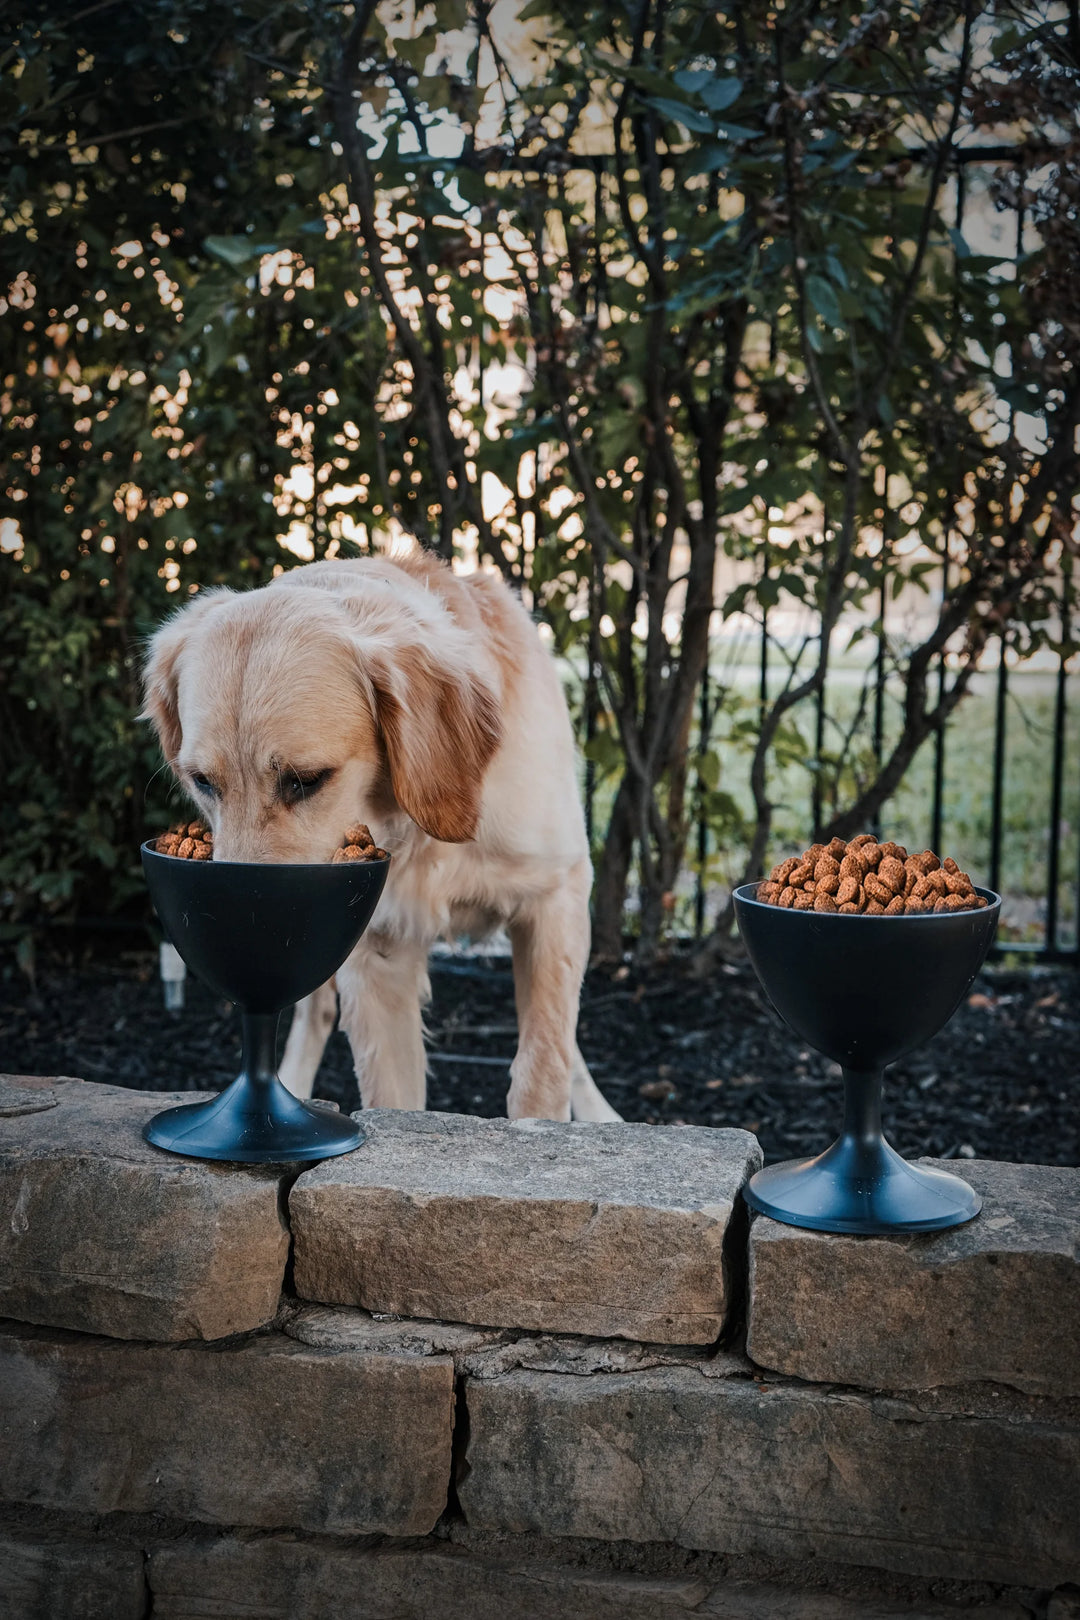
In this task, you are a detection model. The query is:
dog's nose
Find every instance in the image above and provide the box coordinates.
[210,833,275,865]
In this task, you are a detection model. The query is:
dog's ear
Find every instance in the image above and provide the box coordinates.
[139,590,231,766]
[366,645,501,842]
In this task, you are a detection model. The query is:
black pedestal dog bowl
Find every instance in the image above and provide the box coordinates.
[733,882,1000,1233]
[140,841,389,1163]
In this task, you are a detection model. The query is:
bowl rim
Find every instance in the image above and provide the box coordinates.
[140,838,390,872]
[732,879,1001,917]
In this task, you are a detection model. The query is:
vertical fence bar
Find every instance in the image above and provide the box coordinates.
[931,602,947,854]
[873,463,889,839]
[812,681,826,840]
[811,504,828,840]
[989,631,1009,898]
[757,555,769,880]
[694,660,710,938]
[988,195,1026,910]
[584,561,600,848]
[1044,559,1071,954]
[932,167,968,857]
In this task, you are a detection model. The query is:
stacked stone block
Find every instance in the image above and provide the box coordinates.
[1,1072,1077,1619]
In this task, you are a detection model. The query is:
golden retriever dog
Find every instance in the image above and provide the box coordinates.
[141,549,620,1123]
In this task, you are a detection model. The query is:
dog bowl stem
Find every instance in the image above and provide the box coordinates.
[143,1011,363,1164]
[742,1067,982,1235]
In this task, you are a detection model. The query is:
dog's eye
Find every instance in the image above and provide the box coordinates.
[190,773,219,798]
[280,768,333,807]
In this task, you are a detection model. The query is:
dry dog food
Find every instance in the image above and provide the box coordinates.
[758,835,989,916]
[332,823,388,863]
[153,821,387,862]
[154,821,213,859]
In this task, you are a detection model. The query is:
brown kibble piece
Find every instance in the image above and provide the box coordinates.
[177,838,195,859]
[878,842,907,862]
[793,889,815,910]
[191,840,212,860]
[864,872,892,905]
[817,872,840,896]
[814,854,841,879]
[945,871,973,895]
[827,837,848,859]
[838,902,859,914]
[884,894,906,915]
[837,875,861,906]
[778,887,796,907]
[814,892,839,913]
[788,861,813,888]
[838,855,862,884]
[864,898,886,915]
[903,868,919,898]
[878,856,905,895]
[343,823,375,849]
[848,833,875,848]
[904,897,929,915]
[856,842,882,874]
[758,881,780,902]
[771,856,799,884]
[943,856,960,875]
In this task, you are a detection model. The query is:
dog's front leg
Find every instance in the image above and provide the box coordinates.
[336,934,430,1111]
[507,861,592,1122]
[279,979,338,1099]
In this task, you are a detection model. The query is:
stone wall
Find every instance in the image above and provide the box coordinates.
[1,1072,1078,1620]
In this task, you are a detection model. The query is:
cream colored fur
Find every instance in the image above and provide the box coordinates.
[141,551,620,1123]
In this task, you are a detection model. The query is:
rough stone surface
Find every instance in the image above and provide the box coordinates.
[278,1300,749,1381]
[145,1534,1030,1620]
[0,1320,453,1535]
[290,1111,761,1343]
[0,1075,291,1342]
[747,1159,1080,1396]
[0,1525,147,1620]
[460,1365,1080,1588]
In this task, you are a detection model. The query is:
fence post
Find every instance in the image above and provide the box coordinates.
[989,631,1009,898]
[694,660,710,938]
[873,462,891,840]
[1044,557,1071,955]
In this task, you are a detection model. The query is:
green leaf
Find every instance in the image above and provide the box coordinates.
[712,120,758,142]
[204,235,276,267]
[805,274,842,329]
[16,53,49,112]
[672,69,714,94]
[697,749,721,790]
[700,77,742,113]
[646,97,716,134]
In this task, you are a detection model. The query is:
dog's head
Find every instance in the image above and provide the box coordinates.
[140,574,501,862]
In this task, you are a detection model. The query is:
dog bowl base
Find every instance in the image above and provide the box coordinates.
[143,1073,364,1164]
[743,1135,982,1235]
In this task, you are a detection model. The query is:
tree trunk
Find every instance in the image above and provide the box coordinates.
[591,773,636,961]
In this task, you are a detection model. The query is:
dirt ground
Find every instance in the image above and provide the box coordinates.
[1,935,1077,1166]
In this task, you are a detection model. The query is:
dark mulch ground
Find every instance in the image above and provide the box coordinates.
[1,937,1077,1166]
